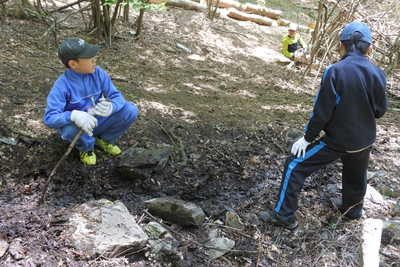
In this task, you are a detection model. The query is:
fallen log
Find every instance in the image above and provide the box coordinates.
[278,19,312,33]
[244,3,283,19]
[277,18,291,26]
[152,0,282,21]
[226,8,273,26]
[210,0,282,19]
[149,0,288,27]
[212,0,247,11]
[296,24,312,33]
[149,0,207,12]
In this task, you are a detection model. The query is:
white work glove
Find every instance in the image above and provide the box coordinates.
[295,49,304,57]
[291,136,311,158]
[70,110,98,136]
[94,98,113,117]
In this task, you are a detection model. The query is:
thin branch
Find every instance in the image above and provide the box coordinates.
[44,3,92,36]
[311,242,334,267]
[148,119,187,166]
[48,0,88,13]
[211,26,248,38]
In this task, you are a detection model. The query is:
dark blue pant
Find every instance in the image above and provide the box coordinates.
[275,140,371,219]
[57,102,139,152]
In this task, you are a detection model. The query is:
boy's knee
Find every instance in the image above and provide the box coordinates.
[111,102,139,124]
[58,124,80,140]
[124,102,139,122]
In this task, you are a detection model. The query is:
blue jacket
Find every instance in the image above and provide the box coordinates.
[304,50,387,151]
[44,66,126,129]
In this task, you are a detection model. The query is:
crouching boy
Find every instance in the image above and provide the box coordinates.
[44,37,139,165]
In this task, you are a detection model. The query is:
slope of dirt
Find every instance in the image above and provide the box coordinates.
[1,4,400,267]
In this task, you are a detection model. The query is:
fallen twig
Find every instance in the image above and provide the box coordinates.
[35,58,62,73]
[203,223,296,251]
[270,137,285,153]
[330,200,363,229]
[213,147,231,160]
[47,0,87,13]
[167,129,187,166]
[311,243,334,267]
[144,210,258,253]
[44,3,92,36]
[9,128,38,139]
[256,242,262,266]
[149,119,187,166]
[211,26,248,38]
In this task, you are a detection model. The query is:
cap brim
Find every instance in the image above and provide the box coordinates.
[79,45,101,59]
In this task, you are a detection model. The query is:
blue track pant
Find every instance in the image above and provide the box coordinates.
[57,102,139,152]
[275,140,371,219]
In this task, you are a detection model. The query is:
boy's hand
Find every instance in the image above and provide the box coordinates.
[94,98,113,117]
[71,110,98,136]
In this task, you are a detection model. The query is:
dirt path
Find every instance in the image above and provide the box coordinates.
[0,5,400,267]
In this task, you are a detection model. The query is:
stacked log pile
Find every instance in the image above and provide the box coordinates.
[149,0,308,29]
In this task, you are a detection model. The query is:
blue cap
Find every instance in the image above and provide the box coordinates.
[339,22,372,44]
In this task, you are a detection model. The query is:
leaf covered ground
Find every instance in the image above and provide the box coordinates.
[0,3,400,266]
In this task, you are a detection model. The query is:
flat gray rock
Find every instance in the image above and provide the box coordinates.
[69,199,148,258]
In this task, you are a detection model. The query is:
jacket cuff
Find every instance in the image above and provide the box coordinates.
[304,134,314,143]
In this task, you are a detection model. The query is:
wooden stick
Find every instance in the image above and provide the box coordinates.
[39,129,84,204]
[256,242,262,266]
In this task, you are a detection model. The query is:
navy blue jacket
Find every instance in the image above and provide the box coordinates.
[304,50,387,151]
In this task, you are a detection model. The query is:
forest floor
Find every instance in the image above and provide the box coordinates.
[1,2,400,266]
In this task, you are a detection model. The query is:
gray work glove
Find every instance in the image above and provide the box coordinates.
[291,136,311,158]
[94,98,113,117]
[70,110,98,136]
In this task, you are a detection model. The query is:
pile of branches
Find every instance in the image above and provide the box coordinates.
[301,0,399,85]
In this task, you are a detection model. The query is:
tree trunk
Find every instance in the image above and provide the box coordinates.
[92,0,102,36]
[101,0,112,40]
[134,8,146,37]
[111,0,123,26]
[123,5,129,23]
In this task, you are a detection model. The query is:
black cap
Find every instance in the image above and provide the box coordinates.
[58,37,100,65]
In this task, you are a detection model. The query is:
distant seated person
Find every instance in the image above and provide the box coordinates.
[282,25,308,63]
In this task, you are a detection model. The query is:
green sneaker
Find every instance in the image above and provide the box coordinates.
[259,210,298,229]
[79,151,96,165]
[95,138,121,155]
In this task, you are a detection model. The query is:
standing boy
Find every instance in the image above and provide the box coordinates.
[44,37,139,165]
[261,22,388,228]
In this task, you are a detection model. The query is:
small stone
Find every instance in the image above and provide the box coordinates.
[205,237,235,259]
[0,240,9,258]
[225,211,245,230]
